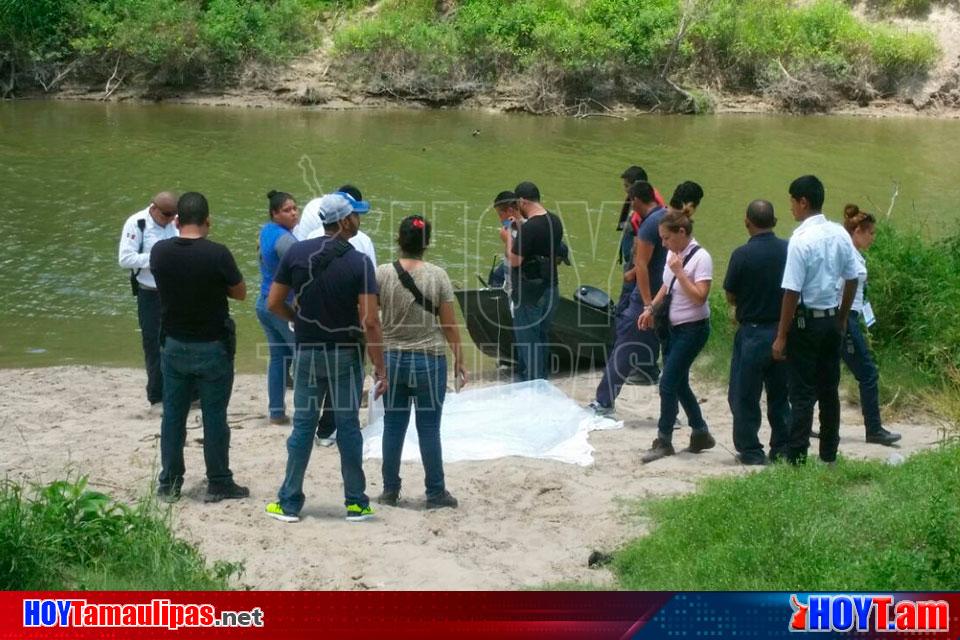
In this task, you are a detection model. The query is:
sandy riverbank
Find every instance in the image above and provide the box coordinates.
[0,365,947,589]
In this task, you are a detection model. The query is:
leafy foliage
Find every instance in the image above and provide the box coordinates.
[0,476,241,589]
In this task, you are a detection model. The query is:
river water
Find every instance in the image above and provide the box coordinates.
[1,101,958,372]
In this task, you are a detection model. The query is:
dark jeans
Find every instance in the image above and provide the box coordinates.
[595,296,660,408]
[277,345,367,514]
[785,316,844,463]
[728,323,790,461]
[614,277,635,316]
[158,337,235,492]
[255,294,294,419]
[137,288,163,404]
[513,284,560,381]
[381,351,448,499]
[657,320,710,443]
[842,312,882,434]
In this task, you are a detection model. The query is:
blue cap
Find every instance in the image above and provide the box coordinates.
[317,193,369,224]
[336,191,370,213]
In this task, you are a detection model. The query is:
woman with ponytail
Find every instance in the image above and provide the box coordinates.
[256,190,299,425]
[637,202,716,464]
[838,204,900,446]
[375,215,466,509]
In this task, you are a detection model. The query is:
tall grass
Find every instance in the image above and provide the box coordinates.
[614,444,960,590]
[697,223,960,422]
[0,477,241,590]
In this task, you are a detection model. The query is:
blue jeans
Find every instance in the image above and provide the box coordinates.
[277,344,367,514]
[657,320,711,442]
[595,296,660,408]
[158,337,235,491]
[842,312,882,434]
[512,284,559,381]
[728,322,790,461]
[255,294,294,419]
[381,351,448,499]
[137,288,163,404]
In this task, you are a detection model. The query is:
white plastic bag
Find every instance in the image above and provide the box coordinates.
[366,386,384,427]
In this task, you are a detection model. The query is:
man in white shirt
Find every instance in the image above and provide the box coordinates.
[772,175,863,464]
[296,185,377,266]
[118,192,179,410]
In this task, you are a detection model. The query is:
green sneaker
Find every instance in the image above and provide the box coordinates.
[265,502,300,523]
[345,504,374,522]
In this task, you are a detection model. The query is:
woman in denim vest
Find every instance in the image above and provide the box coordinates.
[375,215,467,509]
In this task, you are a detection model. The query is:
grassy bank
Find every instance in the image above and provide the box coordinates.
[0,477,240,589]
[697,222,960,423]
[1,1,940,113]
[334,0,938,113]
[614,443,960,589]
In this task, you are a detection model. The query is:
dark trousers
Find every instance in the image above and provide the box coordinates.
[595,296,660,408]
[728,323,790,462]
[657,320,710,442]
[158,337,235,492]
[316,392,335,438]
[513,285,559,381]
[137,288,164,405]
[841,312,882,434]
[785,316,843,463]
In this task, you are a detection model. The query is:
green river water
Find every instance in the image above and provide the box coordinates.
[1,101,958,373]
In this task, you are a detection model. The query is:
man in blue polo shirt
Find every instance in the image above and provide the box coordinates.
[723,199,790,465]
[264,193,387,523]
[773,175,862,465]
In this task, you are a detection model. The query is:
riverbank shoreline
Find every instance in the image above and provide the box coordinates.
[0,365,947,589]
[11,87,960,120]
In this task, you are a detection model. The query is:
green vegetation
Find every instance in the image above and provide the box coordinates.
[334,0,938,112]
[0,0,326,93]
[0,476,241,589]
[697,222,960,422]
[0,0,940,109]
[614,444,960,589]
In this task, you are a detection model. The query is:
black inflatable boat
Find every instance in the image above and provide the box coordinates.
[453,284,616,371]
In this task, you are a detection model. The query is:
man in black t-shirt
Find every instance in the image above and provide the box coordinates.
[150,192,248,504]
[723,199,790,465]
[501,181,564,381]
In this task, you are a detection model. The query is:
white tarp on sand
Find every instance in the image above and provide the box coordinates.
[362,379,622,466]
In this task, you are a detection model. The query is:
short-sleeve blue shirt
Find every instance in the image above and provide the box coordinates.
[629,206,668,303]
[273,235,378,346]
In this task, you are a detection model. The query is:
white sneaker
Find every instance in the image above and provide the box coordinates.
[315,430,337,448]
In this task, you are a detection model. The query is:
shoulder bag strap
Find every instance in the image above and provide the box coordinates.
[133,217,147,277]
[667,245,701,295]
[393,261,439,316]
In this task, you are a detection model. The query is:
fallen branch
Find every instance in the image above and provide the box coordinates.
[885,180,900,219]
[776,58,800,85]
[37,60,78,92]
[102,55,124,100]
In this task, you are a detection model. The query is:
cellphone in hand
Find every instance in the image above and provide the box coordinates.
[454,370,465,392]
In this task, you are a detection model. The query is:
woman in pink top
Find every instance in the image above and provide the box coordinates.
[637,210,715,463]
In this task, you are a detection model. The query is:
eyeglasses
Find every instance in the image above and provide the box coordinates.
[152,203,177,217]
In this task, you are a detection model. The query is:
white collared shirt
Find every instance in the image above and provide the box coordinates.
[849,250,867,312]
[306,227,377,267]
[118,206,178,289]
[782,214,864,309]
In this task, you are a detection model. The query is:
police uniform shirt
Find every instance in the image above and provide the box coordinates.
[723,231,788,323]
[118,206,179,289]
[781,213,864,310]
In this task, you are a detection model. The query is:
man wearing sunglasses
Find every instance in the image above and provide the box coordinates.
[118,191,180,413]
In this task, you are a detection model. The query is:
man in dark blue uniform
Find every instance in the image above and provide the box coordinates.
[723,200,790,464]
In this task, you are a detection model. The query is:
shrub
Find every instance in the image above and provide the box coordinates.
[0,476,241,590]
